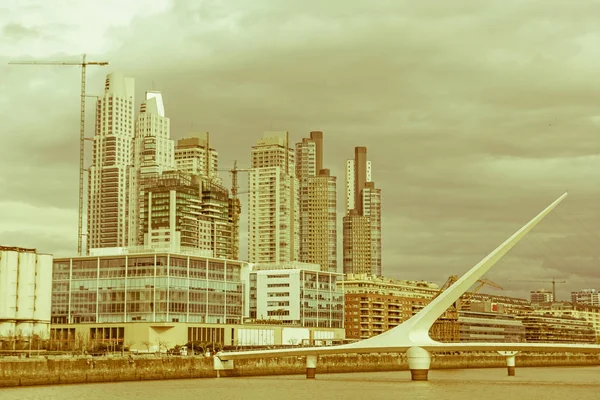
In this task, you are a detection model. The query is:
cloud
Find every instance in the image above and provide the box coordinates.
[1,0,599,300]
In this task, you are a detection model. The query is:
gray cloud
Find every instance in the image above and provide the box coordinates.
[1,0,599,299]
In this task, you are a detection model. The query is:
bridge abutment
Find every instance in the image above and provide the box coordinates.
[306,355,317,379]
[497,351,519,376]
[407,346,431,381]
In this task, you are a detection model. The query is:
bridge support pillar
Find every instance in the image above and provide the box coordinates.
[407,346,431,381]
[497,351,519,376]
[306,355,317,379]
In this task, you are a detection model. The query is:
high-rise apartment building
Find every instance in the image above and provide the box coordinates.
[87,72,135,252]
[342,147,382,276]
[128,91,175,246]
[248,131,299,264]
[175,133,220,183]
[295,131,337,272]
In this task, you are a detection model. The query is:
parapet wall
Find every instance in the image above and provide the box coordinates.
[1,353,599,387]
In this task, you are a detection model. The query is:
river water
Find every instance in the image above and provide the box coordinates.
[1,366,599,400]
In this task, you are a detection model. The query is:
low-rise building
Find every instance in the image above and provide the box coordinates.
[518,313,596,344]
[248,262,344,330]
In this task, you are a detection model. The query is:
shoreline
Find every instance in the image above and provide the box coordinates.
[1,352,599,388]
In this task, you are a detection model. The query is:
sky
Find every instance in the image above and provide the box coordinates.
[1,0,599,301]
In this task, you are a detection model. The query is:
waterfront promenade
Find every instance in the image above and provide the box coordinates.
[1,352,599,387]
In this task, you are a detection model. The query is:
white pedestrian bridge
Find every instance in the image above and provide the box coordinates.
[215,192,600,380]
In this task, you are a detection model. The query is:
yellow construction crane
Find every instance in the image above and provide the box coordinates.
[435,275,503,310]
[8,54,109,256]
[509,277,566,302]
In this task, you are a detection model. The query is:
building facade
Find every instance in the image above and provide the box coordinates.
[0,246,52,339]
[248,132,299,264]
[530,289,554,304]
[174,133,220,183]
[458,311,526,343]
[295,131,337,272]
[128,91,175,247]
[342,147,382,276]
[51,252,245,325]
[341,274,440,340]
[248,262,344,329]
[571,289,600,306]
[518,314,596,344]
[87,72,135,252]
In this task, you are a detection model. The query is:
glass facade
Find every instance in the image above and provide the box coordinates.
[300,270,344,328]
[52,254,244,325]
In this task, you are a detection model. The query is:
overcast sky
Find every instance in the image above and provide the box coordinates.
[1,0,599,301]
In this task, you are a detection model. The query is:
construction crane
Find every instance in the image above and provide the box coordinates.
[9,54,109,256]
[218,161,250,259]
[435,275,504,310]
[509,278,567,302]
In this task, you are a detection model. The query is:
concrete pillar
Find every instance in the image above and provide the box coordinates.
[407,346,431,381]
[306,355,317,379]
[497,351,518,376]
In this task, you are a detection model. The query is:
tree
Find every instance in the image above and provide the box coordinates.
[142,340,152,353]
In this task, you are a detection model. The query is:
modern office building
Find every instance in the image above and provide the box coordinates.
[295,131,337,272]
[0,246,52,339]
[248,132,299,264]
[342,147,382,276]
[128,91,175,246]
[532,302,600,342]
[50,253,344,351]
[51,252,245,326]
[571,289,600,306]
[200,179,235,259]
[175,133,220,183]
[87,72,135,252]
[248,262,344,329]
[530,289,554,304]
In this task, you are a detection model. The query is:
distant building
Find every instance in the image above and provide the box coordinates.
[571,289,600,306]
[295,131,337,272]
[248,132,299,264]
[343,147,382,276]
[248,262,344,330]
[0,246,52,339]
[458,311,526,343]
[530,289,553,304]
[533,302,600,343]
[87,72,135,251]
[174,133,221,183]
[518,313,596,344]
[340,274,440,340]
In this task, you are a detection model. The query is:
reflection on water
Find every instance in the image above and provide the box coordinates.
[1,366,599,400]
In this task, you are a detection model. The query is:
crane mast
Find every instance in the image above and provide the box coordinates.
[8,55,109,256]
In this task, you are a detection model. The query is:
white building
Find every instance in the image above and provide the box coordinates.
[87,72,135,252]
[247,262,344,330]
[0,246,52,339]
[571,289,600,306]
[128,91,175,246]
[248,132,299,263]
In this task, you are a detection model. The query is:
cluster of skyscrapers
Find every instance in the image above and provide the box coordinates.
[86,72,383,276]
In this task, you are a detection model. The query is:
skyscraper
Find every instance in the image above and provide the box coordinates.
[295,131,337,272]
[343,147,382,276]
[174,133,220,184]
[87,72,135,252]
[128,91,175,246]
[248,131,299,263]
